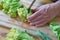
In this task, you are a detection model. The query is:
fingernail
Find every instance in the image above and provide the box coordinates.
[28,20,30,22]
[30,23,32,25]
[30,23,35,26]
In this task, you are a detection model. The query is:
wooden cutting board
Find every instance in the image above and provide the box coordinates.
[0,10,59,40]
[0,0,59,40]
[0,26,43,40]
[0,27,10,40]
[0,26,57,40]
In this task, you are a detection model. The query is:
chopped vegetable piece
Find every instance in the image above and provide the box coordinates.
[0,1,3,10]
[6,28,35,40]
[50,22,60,40]
[2,0,23,17]
[18,8,32,22]
[36,30,51,40]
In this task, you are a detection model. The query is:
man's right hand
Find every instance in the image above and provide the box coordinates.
[28,3,60,27]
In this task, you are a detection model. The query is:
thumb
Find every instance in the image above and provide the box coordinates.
[32,8,39,13]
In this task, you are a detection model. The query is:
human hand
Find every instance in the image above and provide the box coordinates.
[28,3,60,27]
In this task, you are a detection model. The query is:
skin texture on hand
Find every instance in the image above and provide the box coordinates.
[27,2,60,27]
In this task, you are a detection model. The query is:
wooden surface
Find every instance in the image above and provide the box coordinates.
[0,0,59,40]
[0,26,42,40]
[0,24,58,40]
[0,27,10,40]
[0,10,60,40]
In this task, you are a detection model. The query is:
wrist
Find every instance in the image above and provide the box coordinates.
[55,1,60,16]
[55,0,60,6]
[50,1,60,16]
[56,1,60,16]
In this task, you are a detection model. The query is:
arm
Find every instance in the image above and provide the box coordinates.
[55,0,60,16]
[28,0,60,27]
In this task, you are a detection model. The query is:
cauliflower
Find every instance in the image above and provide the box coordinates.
[18,8,32,22]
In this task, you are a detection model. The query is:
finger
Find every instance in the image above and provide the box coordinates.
[30,19,45,26]
[27,11,41,22]
[32,8,39,13]
[31,14,48,22]
[36,20,48,27]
